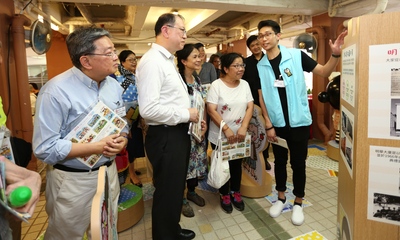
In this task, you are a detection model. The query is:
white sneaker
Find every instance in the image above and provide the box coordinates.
[269,199,287,218]
[291,205,305,225]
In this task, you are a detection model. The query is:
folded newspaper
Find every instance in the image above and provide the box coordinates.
[63,101,127,168]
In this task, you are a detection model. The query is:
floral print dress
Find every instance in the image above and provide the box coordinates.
[186,78,208,179]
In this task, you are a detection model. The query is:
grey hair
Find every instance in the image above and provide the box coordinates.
[66,27,111,69]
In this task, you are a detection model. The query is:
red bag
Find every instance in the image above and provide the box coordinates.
[115,148,129,173]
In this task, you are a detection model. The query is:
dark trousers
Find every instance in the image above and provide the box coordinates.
[145,124,191,240]
[211,143,243,195]
[187,177,198,192]
[272,125,309,198]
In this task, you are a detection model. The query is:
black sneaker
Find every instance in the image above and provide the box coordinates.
[230,192,244,211]
[220,194,233,213]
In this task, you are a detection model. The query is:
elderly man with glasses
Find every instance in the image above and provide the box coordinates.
[33,27,129,239]
[137,13,199,240]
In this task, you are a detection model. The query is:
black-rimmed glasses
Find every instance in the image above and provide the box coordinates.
[230,63,246,69]
[257,31,276,40]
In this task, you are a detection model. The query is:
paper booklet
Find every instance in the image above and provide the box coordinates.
[0,126,15,164]
[220,133,252,161]
[63,101,127,168]
[268,137,288,149]
[189,90,205,142]
[0,161,31,222]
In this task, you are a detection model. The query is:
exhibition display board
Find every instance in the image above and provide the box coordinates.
[337,12,400,240]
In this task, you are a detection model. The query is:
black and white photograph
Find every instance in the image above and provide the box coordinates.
[372,193,400,223]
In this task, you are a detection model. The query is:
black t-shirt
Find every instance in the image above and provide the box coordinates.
[242,53,265,106]
[260,51,317,127]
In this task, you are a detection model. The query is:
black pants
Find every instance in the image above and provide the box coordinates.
[272,125,309,198]
[186,177,198,192]
[210,143,243,195]
[145,124,191,240]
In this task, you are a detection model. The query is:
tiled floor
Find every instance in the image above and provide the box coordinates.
[22,139,340,240]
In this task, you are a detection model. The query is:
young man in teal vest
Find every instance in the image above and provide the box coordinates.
[257,19,347,225]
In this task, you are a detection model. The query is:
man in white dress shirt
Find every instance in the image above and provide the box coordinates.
[136,13,199,240]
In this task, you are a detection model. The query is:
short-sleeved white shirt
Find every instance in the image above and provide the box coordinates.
[206,79,253,144]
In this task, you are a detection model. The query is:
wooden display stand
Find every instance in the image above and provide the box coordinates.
[337,12,400,240]
[326,140,340,161]
[241,105,272,198]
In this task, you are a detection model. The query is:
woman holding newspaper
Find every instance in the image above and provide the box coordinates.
[176,44,208,218]
[206,52,254,213]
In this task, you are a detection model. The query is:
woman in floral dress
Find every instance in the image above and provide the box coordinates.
[206,52,254,213]
[176,44,208,217]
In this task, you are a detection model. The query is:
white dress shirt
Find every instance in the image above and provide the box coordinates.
[136,43,190,126]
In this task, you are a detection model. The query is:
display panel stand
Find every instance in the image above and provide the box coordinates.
[337,12,400,240]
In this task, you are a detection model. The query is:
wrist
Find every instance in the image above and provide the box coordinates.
[266,126,274,131]
[222,125,229,131]
[332,53,341,58]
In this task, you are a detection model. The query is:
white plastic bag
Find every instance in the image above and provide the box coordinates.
[207,120,230,189]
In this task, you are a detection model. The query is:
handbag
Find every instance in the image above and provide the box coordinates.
[207,120,230,189]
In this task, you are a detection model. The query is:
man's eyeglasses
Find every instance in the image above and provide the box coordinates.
[126,58,137,63]
[257,31,276,40]
[166,25,187,35]
[230,63,246,69]
[86,50,118,58]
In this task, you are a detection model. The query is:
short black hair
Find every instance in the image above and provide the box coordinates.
[220,52,244,75]
[118,50,135,63]
[154,13,184,36]
[257,19,281,33]
[246,35,258,48]
[194,42,204,49]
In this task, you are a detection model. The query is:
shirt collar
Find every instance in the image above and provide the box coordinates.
[152,43,174,60]
[71,66,102,88]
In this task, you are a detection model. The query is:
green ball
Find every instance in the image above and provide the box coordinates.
[8,186,32,208]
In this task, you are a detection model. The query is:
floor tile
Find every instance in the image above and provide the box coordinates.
[23,140,341,240]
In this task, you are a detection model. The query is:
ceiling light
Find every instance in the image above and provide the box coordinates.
[172,10,179,15]
[51,23,59,31]
[38,14,44,23]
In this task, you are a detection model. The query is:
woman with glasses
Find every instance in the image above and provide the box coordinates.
[113,50,144,187]
[208,54,221,79]
[206,52,254,213]
[176,44,208,218]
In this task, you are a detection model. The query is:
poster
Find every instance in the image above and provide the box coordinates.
[368,43,400,139]
[368,145,400,226]
[242,106,267,185]
[340,106,354,178]
[341,44,356,106]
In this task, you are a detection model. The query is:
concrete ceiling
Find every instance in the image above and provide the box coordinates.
[15,0,400,56]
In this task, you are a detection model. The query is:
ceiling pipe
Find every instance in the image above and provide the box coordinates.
[328,0,359,17]
[368,0,388,14]
[329,0,388,17]
[306,26,333,143]
[11,14,33,142]
[30,5,69,35]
